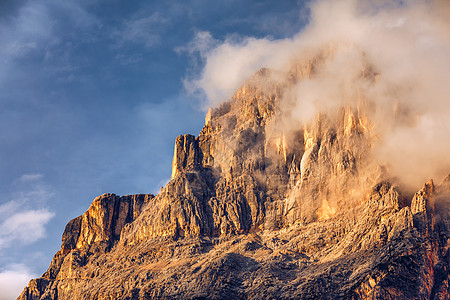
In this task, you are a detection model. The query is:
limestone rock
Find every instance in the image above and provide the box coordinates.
[411,180,435,235]
[37,193,154,283]
[18,64,449,299]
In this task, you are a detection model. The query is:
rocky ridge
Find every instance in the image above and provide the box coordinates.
[19,56,449,299]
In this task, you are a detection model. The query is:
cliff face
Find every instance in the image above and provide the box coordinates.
[19,61,449,299]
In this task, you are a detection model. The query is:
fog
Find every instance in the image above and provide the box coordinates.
[187,0,450,190]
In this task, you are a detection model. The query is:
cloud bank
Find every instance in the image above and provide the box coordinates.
[186,0,450,190]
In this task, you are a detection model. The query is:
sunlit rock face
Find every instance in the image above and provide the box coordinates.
[19,61,449,299]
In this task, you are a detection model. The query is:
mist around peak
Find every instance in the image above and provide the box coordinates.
[185,0,450,191]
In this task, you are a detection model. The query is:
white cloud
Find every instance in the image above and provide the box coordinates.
[0,209,54,248]
[183,0,450,189]
[184,32,298,107]
[0,174,55,249]
[0,264,36,300]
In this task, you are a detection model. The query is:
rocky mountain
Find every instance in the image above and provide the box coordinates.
[19,55,449,299]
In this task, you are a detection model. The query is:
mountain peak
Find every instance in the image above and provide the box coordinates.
[19,65,449,300]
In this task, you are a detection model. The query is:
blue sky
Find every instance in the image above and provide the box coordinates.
[0,0,308,297]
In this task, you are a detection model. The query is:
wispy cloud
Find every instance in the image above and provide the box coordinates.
[114,52,144,65]
[0,173,55,298]
[0,0,100,90]
[0,209,54,248]
[0,1,56,67]
[0,174,54,249]
[176,31,218,57]
[17,173,44,183]
[112,12,170,49]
